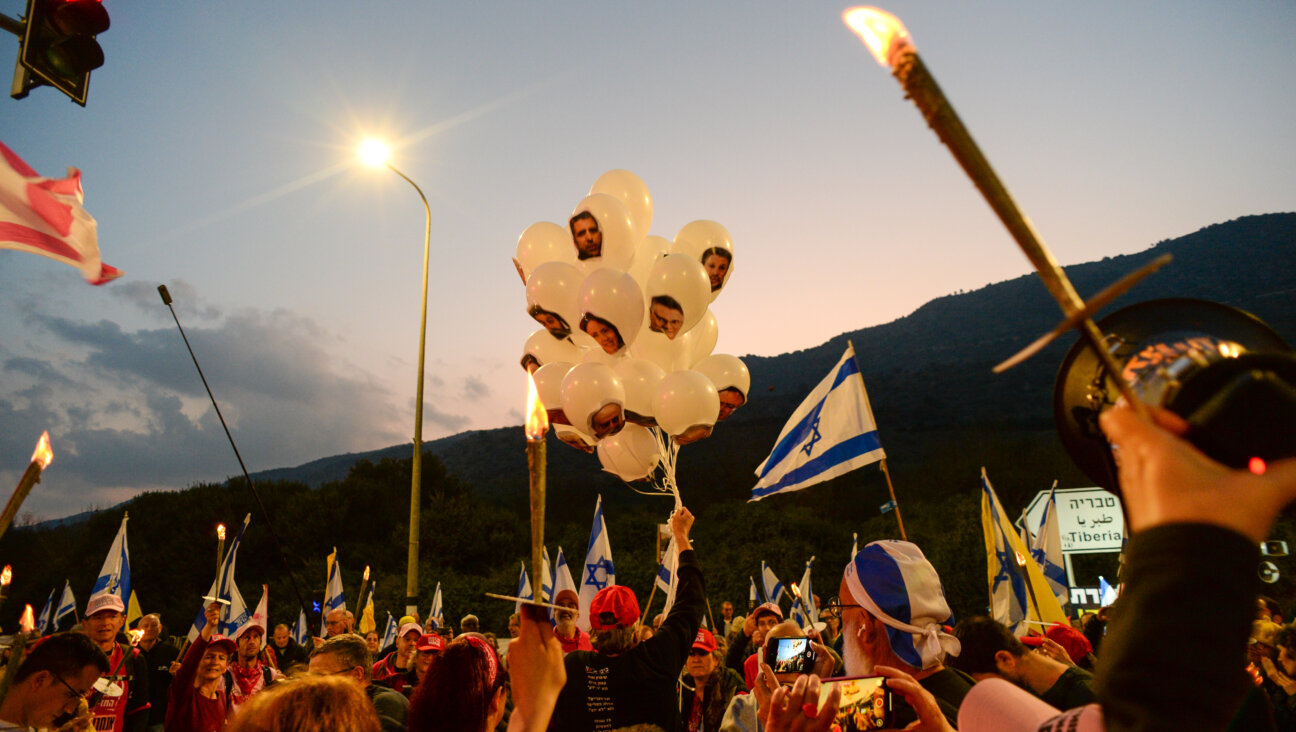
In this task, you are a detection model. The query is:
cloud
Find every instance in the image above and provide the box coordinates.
[463,376,490,402]
[415,401,472,432]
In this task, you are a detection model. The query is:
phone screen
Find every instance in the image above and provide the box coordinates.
[764,636,815,675]
[817,675,893,730]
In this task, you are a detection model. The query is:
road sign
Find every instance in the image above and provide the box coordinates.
[1022,487,1125,554]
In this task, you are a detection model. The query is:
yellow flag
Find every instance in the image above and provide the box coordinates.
[980,468,1067,634]
[126,590,142,625]
[359,590,376,634]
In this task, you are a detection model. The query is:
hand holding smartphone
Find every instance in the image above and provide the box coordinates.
[817,675,894,731]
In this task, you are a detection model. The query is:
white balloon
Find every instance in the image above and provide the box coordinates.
[554,424,597,453]
[570,193,637,271]
[685,310,719,367]
[560,362,627,441]
[590,170,653,242]
[578,268,644,356]
[693,354,750,397]
[672,220,734,300]
[525,261,585,341]
[597,424,662,481]
[514,221,574,284]
[653,370,720,445]
[533,361,574,424]
[627,235,671,292]
[612,358,667,424]
[628,329,692,372]
[644,254,711,340]
[522,329,583,371]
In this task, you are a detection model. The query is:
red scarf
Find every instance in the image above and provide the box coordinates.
[229,659,264,699]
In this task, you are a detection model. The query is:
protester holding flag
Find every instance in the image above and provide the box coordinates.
[168,602,235,732]
[82,515,151,732]
[550,506,703,732]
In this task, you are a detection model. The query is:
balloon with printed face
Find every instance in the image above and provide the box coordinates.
[525,261,585,341]
[644,254,710,341]
[533,361,575,426]
[612,358,667,426]
[554,424,597,453]
[521,329,584,372]
[570,194,637,272]
[652,370,720,446]
[694,354,750,421]
[672,220,734,300]
[560,362,627,441]
[514,221,574,284]
[597,423,662,481]
[684,310,719,367]
[578,268,644,357]
[589,170,653,242]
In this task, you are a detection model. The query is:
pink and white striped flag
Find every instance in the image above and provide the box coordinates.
[0,140,121,284]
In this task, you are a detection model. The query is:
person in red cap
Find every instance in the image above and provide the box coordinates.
[373,621,423,696]
[80,592,150,732]
[226,620,282,713]
[553,589,593,654]
[679,628,746,732]
[407,632,445,691]
[724,600,783,677]
[166,602,235,732]
[549,506,704,731]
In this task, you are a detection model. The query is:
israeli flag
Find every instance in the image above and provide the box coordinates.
[53,581,76,629]
[761,562,785,607]
[752,345,885,500]
[540,547,553,603]
[553,547,578,601]
[36,588,55,635]
[429,582,444,629]
[1098,576,1119,607]
[321,547,345,636]
[790,557,818,628]
[293,608,309,646]
[516,563,533,614]
[1030,483,1070,610]
[88,514,131,614]
[578,495,615,632]
[189,514,251,641]
[980,470,1066,635]
[655,536,680,617]
[380,612,397,650]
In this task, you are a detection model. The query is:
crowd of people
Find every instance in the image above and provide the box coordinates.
[3,401,1294,731]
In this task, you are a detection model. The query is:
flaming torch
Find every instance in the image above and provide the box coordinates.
[526,371,550,602]
[216,523,227,576]
[0,566,10,608]
[0,432,53,542]
[358,565,371,615]
[843,8,1151,414]
[0,605,36,706]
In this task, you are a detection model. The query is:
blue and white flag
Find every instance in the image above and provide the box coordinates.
[578,495,615,632]
[1030,483,1069,610]
[790,557,818,628]
[1098,576,1119,607]
[980,470,1066,635]
[553,547,578,602]
[321,547,345,636]
[293,608,309,646]
[429,582,444,629]
[35,587,55,635]
[189,514,251,641]
[752,345,886,500]
[87,514,130,616]
[53,581,76,629]
[761,562,785,607]
[380,612,397,650]
[516,563,533,614]
[540,547,553,603]
[655,536,680,618]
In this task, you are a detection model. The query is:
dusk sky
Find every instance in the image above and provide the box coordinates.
[3,2,1293,519]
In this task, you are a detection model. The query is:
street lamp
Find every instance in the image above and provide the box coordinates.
[359,137,431,616]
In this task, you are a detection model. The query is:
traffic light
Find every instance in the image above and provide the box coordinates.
[15,0,110,106]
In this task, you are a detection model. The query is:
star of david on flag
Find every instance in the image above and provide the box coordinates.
[578,495,615,632]
[751,344,885,501]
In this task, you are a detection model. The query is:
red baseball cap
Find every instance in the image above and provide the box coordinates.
[589,585,639,630]
[416,633,445,652]
[691,628,717,654]
[206,635,237,657]
[1044,624,1093,664]
[752,602,783,622]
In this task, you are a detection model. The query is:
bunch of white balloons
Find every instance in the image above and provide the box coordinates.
[515,170,751,486]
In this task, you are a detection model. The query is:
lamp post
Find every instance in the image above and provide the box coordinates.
[359,138,431,616]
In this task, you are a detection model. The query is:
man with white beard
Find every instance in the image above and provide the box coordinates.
[553,589,592,654]
[833,540,971,728]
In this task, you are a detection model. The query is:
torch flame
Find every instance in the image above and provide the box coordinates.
[363,565,370,581]
[1015,551,1026,567]
[217,524,226,541]
[31,431,52,469]
[128,628,144,645]
[843,7,913,68]
[0,565,10,586]
[20,604,35,632]
[525,372,549,440]
[790,582,802,600]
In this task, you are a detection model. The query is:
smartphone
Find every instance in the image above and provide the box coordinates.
[763,636,816,675]
[817,675,894,731]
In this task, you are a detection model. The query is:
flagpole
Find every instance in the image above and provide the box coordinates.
[848,340,907,541]
[704,596,715,632]
[639,582,659,631]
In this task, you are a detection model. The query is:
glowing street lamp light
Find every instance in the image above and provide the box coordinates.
[357,138,432,616]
